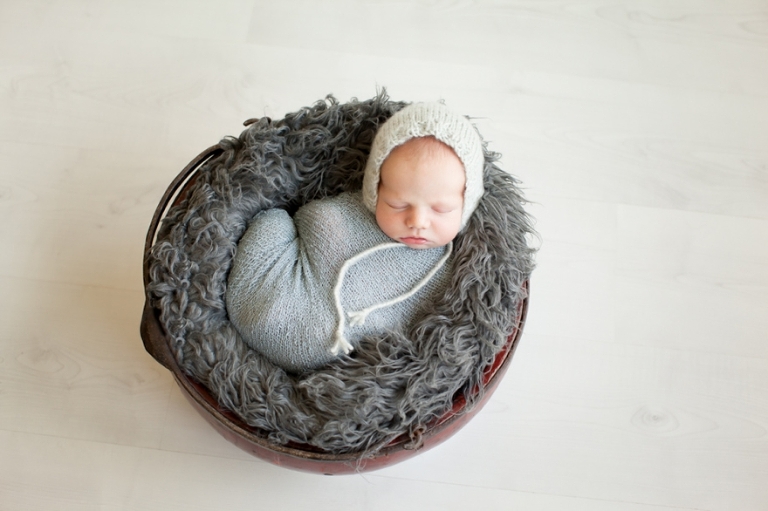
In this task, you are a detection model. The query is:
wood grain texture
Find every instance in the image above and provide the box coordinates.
[1,0,766,509]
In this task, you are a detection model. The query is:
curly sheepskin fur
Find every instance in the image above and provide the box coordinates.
[146,92,536,454]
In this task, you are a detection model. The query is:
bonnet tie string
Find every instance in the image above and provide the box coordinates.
[330,241,453,356]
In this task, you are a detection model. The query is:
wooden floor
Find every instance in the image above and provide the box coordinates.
[1,1,767,509]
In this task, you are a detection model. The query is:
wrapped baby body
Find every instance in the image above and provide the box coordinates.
[225,191,452,373]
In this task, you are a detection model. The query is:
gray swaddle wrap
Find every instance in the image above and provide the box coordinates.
[225,192,451,372]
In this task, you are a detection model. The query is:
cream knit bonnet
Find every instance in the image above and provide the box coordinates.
[362,102,485,229]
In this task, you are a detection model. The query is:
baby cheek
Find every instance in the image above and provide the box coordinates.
[440,213,463,239]
[375,205,397,236]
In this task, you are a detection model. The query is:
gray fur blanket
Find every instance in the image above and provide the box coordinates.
[146,92,536,454]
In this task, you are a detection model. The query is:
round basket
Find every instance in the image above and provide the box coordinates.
[140,99,531,474]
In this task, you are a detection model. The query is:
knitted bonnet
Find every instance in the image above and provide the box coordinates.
[362,102,485,229]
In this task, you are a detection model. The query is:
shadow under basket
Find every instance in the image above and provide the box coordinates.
[140,144,529,475]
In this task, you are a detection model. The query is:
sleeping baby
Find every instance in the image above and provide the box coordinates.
[225,102,485,372]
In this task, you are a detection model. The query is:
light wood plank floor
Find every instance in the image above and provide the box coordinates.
[1,1,766,509]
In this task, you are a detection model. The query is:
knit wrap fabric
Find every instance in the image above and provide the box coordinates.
[226,192,450,373]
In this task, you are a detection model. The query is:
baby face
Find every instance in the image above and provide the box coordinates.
[375,137,465,249]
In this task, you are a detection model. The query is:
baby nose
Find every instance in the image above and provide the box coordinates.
[407,208,429,230]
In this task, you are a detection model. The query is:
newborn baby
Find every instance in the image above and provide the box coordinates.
[226,102,485,372]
